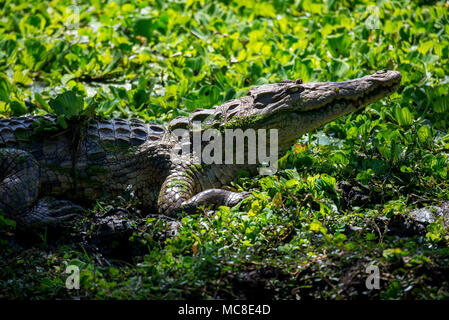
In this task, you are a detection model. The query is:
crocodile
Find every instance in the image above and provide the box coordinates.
[0,70,401,229]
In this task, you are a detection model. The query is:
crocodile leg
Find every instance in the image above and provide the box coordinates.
[0,148,82,228]
[158,168,252,216]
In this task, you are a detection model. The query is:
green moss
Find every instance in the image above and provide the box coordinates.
[166,178,191,192]
[189,163,205,173]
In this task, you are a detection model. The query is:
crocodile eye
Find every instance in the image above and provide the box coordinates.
[295,78,303,84]
[287,85,303,94]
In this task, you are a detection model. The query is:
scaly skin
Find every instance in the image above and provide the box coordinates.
[0,70,401,229]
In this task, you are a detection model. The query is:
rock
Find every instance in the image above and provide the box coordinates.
[409,203,449,224]
[380,202,449,237]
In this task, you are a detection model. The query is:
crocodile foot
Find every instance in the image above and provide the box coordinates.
[180,189,253,214]
[22,197,83,228]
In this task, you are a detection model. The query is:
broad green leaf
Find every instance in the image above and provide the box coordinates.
[418,41,434,55]
[285,179,298,188]
[0,74,11,102]
[9,99,28,116]
[417,125,432,143]
[327,34,351,57]
[48,90,84,118]
[34,92,51,112]
[394,106,414,126]
[13,70,32,86]
[433,94,449,113]
[133,16,153,40]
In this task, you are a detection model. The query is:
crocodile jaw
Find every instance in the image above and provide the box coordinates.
[252,70,402,152]
[293,70,402,113]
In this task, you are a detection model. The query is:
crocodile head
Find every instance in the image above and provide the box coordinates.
[219,70,401,153]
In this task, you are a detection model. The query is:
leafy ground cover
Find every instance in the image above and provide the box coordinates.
[0,0,449,299]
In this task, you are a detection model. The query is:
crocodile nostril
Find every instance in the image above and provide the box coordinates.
[226,103,239,111]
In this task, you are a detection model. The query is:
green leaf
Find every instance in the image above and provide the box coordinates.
[325,0,337,11]
[356,169,375,185]
[9,99,28,116]
[61,74,76,85]
[394,106,414,126]
[0,74,11,102]
[365,233,377,241]
[433,93,449,113]
[34,92,51,112]
[13,70,32,86]
[133,16,153,40]
[417,125,432,143]
[327,34,351,57]
[48,90,84,118]
[285,179,298,188]
[329,59,350,79]
[400,166,413,173]
[56,115,68,129]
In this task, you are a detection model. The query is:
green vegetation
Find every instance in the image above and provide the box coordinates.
[1,0,449,299]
